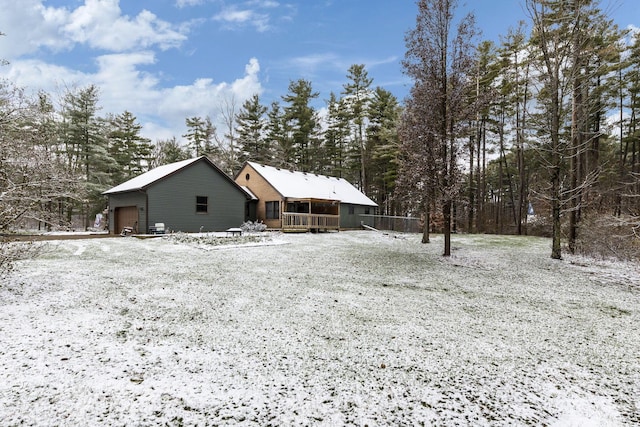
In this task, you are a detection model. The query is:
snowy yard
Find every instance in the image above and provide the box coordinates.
[1,231,639,426]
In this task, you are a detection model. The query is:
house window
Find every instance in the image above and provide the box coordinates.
[265,201,280,219]
[348,205,355,215]
[196,196,208,213]
[365,207,370,215]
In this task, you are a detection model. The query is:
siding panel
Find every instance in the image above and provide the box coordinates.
[340,203,374,229]
[147,161,246,232]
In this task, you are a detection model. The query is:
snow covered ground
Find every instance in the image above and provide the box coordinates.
[1,231,638,426]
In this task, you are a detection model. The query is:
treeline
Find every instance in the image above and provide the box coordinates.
[0,64,401,233]
[172,64,401,216]
[398,0,640,260]
[0,83,157,231]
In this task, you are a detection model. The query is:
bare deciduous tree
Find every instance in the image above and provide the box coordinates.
[401,0,478,256]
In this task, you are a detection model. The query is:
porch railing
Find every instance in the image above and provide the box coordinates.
[282,212,340,230]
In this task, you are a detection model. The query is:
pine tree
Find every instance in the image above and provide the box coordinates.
[60,84,116,228]
[282,79,320,172]
[526,0,620,258]
[324,92,350,177]
[267,101,293,168]
[236,94,269,164]
[342,64,373,191]
[526,0,572,259]
[183,116,217,158]
[367,87,401,215]
[108,110,152,182]
[618,33,640,217]
[498,22,532,235]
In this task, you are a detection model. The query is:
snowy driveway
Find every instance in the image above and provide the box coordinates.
[1,231,639,425]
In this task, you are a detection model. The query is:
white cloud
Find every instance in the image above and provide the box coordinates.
[2,59,89,92]
[0,0,265,143]
[285,52,342,77]
[63,0,187,51]
[0,0,187,59]
[247,0,280,8]
[213,5,270,32]
[93,52,160,110]
[175,0,205,8]
[296,53,338,67]
[0,0,72,58]
[156,57,263,136]
[231,57,262,99]
[1,54,263,143]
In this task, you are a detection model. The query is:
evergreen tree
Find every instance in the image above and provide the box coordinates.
[324,92,350,177]
[267,101,294,168]
[342,64,373,191]
[617,33,640,217]
[526,0,572,259]
[498,22,532,236]
[60,84,116,228]
[526,0,620,258]
[367,87,401,214]
[108,110,152,182]
[236,94,269,164]
[183,116,217,158]
[282,79,320,172]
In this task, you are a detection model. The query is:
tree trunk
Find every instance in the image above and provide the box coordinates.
[551,183,562,259]
[443,200,451,256]
[422,202,430,244]
[468,135,475,233]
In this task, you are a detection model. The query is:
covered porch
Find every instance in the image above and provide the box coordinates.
[281,198,340,232]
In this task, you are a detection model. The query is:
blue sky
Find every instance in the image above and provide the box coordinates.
[0,0,638,143]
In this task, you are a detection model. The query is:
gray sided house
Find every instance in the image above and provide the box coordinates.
[235,161,378,231]
[103,156,249,234]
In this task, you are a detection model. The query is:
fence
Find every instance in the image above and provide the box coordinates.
[359,214,421,233]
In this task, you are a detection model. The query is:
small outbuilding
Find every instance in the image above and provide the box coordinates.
[235,161,378,231]
[103,156,250,234]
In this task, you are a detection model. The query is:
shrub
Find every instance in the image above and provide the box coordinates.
[240,221,267,233]
[0,238,44,280]
[576,215,640,261]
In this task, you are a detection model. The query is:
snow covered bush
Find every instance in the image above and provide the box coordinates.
[0,239,44,279]
[576,214,640,261]
[240,221,267,233]
[165,231,268,247]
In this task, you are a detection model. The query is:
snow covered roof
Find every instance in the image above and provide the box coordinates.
[240,185,258,201]
[246,161,377,207]
[103,157,202,195]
